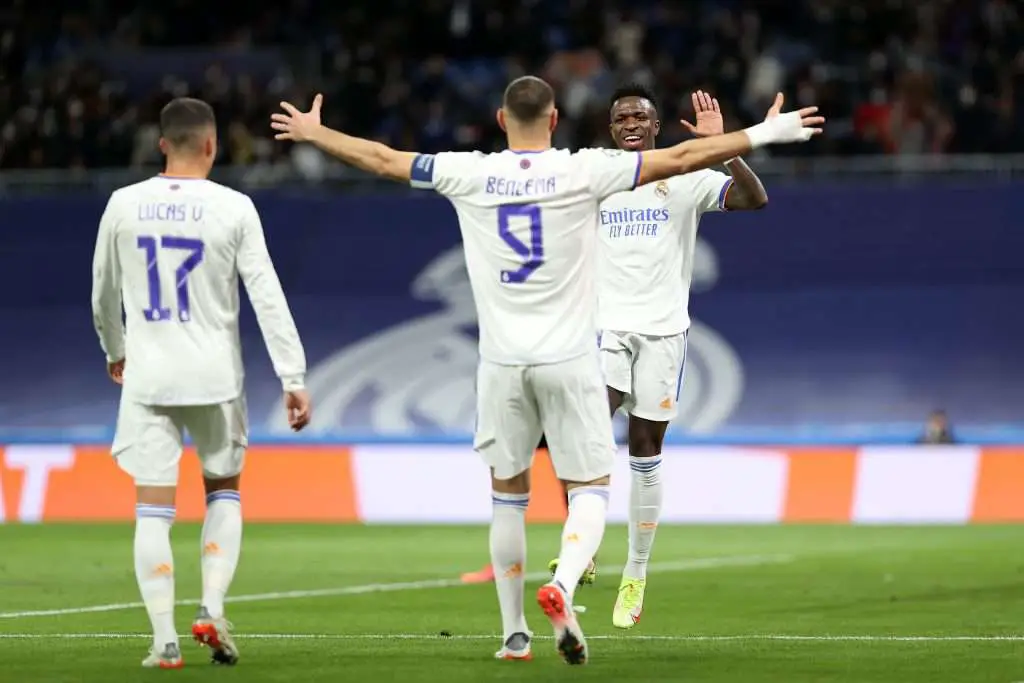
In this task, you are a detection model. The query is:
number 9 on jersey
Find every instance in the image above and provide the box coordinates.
[497,204,544,284]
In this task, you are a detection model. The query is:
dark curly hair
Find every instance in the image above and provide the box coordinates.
[609,83,659,113]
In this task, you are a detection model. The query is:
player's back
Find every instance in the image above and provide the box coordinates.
[417,148,640,365]
[108,176,254,405]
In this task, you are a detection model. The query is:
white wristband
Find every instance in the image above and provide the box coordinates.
[743,121,774,148]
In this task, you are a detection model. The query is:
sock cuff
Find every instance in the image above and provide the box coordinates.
[629,456,663,473]
[206,490,242,506]
[136,503,176,521]
[568,485,610,503]
[492,491,530,509]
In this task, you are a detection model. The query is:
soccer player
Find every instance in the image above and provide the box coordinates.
[462,88,773,600]
[271,76,823,665]
[91,97,311,669]
[598,84,773,628]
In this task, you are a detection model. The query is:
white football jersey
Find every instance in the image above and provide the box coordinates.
[597,169,733,336]
[91,176,306,405]
[410,148,641,365]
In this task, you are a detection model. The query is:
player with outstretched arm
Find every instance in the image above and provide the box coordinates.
[271,76,823,665]
[91,98,311,669]
[591,84,775,628]
[463,86,779,622]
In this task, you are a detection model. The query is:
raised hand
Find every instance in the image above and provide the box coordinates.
[760,92,824,142]
[681,90,725,137]
[271,94,324,142]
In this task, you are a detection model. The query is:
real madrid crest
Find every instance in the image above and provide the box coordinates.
[654,181,669,198]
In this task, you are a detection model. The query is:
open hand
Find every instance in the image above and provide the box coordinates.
[271,94,324,142]
[762,92,825,142]
[681,90,725,137]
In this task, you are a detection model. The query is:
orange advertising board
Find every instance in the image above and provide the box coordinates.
[1,444,1023,524]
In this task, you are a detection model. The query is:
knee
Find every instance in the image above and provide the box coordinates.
[492,469,531,495]
[627,429,661,459]
[203,474,241,496]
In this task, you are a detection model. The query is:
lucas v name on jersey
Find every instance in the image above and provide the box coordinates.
[599,206,671,239]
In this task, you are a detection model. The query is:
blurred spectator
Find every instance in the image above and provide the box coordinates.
[918,410,956,445]
[0,0,1022,171]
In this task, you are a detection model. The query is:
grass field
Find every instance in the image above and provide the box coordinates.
[1,524,1023,682]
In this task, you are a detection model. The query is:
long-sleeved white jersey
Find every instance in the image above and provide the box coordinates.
[409,147,642,365]
[91,175,306,406]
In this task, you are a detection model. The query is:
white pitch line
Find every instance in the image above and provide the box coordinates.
[0,633,1021,643]
[0,554,790,620]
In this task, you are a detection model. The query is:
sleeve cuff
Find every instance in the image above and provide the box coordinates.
[717,178,735,211]
[281,374,306,392]
[631,152,643,189]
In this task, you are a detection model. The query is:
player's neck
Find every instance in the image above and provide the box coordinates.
[161,161,210,180]
[505,133,551,152]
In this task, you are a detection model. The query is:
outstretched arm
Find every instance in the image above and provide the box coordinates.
[271,94,417,183]
[637,92,823,188]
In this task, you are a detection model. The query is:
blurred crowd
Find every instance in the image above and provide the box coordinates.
[1,0,1022,171]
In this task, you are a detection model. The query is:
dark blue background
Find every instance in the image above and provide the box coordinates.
[2,178,1021,439]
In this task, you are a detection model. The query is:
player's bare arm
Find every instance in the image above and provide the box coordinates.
[681,90,769,211]
[271,94,417,183]
[636,99,824,187]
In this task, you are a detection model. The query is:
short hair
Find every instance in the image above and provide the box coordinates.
[502,76,555,123]
[159,97,216,150]
[609,83,659,113]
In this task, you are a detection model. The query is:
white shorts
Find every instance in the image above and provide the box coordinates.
[600,330,687,422]
[474,352,615,483]
[111,396,249,486]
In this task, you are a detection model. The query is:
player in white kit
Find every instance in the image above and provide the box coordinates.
[271,77,824,665]
[598,85,774,628]
[91,98,311,669]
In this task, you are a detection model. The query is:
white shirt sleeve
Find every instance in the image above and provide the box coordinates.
[409,151,481,197]
[685,169,735,214]
[575,148,643,200]
[90,193,126,363]
[235,197,307,391]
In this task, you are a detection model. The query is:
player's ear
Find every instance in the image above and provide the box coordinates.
[496,108,507,133]
[549,108,558,133]
[654,118,661,136]
[158,138,169,156]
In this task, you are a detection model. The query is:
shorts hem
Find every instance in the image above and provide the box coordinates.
[200,468,244,481]
[605,379,630,394]
[626,407,675,423]
[131,479,178,488]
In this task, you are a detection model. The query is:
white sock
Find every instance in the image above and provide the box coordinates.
[134,504,178,649]
[552,485,609,601]
[625,456,663,580]
[490,491,529,639]
[201,490,243,619]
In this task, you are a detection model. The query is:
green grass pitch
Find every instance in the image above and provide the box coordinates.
[1,524,1022,682]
